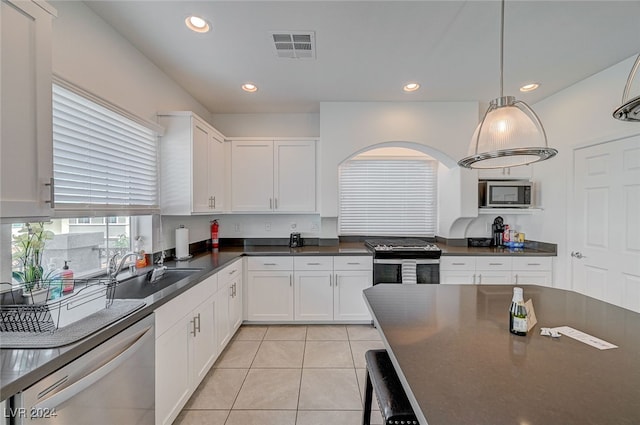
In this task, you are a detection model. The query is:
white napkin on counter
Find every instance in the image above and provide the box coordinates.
[401,259,417,284]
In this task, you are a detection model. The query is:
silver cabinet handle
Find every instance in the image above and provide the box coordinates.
[329,274,332,286]
[229,269,237,275]
[213,196,216,209]
[335,274,339,286]
[307,262,321,266]
[452,262,466,266]
[527,263,541,266]
[270,198,273,209]
[473,274,476,285]
[515,274,519,284]
[233,282,237,297]
[275,198,278,210]
[488,263,503,266]
[263,263,277,266]
[347,262,361,265]
[478,274,482,284]
[195,313,201,334]
[45,178,55,208]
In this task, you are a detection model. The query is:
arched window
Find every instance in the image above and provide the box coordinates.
[338,147,437,236]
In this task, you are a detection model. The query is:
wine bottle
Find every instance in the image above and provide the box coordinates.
[509,287,528,336]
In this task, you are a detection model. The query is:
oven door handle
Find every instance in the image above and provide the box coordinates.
[373,259,440,265]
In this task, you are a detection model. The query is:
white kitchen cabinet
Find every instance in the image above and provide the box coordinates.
[0,0,56,219]
[216,259,243,349]
[158,112,226,215]
[440,256,553,286]
[333,256,373,321]
[294,257,334,321]
[230,139,316,212]
[155,273,218,425]
[478,165,532,180]
[246,257,294,321]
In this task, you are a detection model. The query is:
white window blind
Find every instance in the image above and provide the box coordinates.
[52,83,159,214]
[339,158,437,236]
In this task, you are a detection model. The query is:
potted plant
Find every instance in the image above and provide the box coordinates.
[12,222,54,303]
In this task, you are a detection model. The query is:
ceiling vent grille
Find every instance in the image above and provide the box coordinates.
[270,31,316,59]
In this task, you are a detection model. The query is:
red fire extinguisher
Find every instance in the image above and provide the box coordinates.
[211,220,219,249]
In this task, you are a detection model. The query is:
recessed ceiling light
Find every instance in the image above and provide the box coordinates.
[185,15,210,33]
[403,82,421,92]
[520,83,540,92]
[242,83,258,93]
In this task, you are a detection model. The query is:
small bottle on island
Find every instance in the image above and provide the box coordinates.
[509,287,528,336]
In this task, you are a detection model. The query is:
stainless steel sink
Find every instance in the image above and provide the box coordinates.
[113,268,202,299]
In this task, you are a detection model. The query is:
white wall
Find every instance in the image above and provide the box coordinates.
[211,113,319,138]
[468,55,640,289]
[319,101,480,236]
[50,1,211,123]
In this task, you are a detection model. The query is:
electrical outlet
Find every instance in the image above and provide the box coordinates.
[290,222,297,230]
[265,222,271,231]
[234,223,240,232]
[311,223,319,232]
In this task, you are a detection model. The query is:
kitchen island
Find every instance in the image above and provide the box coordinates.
[363,284,640,425]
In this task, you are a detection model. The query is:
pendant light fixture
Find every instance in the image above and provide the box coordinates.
[613,54,640,122]
[458,0,557,169]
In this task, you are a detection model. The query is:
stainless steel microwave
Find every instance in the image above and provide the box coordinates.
[479,180,533,208]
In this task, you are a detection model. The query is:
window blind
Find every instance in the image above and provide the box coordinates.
[339,158,437,236]
[52,83,159,214]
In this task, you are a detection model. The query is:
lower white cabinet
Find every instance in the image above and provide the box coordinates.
[294,257,334,321]
[155,274,218,425]
[440,256,553,286]
[216,259,243,350]
[247,257,294,321]
[247,255,372,322]
[333,257,373,321]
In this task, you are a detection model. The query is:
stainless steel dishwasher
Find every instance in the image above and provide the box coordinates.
[12,314,154,425]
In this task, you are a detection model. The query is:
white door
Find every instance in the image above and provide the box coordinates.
[247,271,294,321]
[274,140,316,212]
[231,141,274,211]
[192,120,211,213]
[294,271,333,321]
[333,271,372,321]
[571,135,640,312]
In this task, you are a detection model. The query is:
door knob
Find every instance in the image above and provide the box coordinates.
[571,251,586,259]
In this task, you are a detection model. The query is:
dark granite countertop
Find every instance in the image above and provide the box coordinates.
[364,284,640,425]
[0,240,554,399]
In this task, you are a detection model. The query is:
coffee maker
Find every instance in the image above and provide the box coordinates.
[289,232,303,248]
[492,216,504,247]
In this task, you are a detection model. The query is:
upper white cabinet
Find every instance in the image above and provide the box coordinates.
[230,139,316,212]
[1,0,56,219]
[158,112,226,215]
[478,165,532,180]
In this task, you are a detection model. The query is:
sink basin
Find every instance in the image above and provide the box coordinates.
[113,268,202,299]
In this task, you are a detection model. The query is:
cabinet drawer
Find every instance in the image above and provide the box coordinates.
[440,257,476,271]
[475,256,512,270]
[294,256,333,271]
[218,259,242,287]
[511,257,552,271]
[247,256,293,271]
[333,256,372,271]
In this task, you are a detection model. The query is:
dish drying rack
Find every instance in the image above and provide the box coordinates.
[0,278,116,333]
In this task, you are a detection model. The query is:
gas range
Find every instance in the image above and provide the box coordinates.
[364,238,441,259]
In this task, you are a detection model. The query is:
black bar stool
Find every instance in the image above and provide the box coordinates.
[363,349,419,425]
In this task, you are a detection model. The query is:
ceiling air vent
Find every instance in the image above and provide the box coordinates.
[270,31,316,59]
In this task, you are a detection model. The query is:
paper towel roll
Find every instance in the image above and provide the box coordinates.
[175,226,189,259]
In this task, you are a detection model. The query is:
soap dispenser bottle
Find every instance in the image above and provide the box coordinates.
[61,261,74,294]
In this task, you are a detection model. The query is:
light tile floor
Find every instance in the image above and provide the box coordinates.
[175,324,386,425]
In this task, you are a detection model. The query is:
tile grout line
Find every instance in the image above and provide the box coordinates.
[293,325,308,424]
[224,327,267,424]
